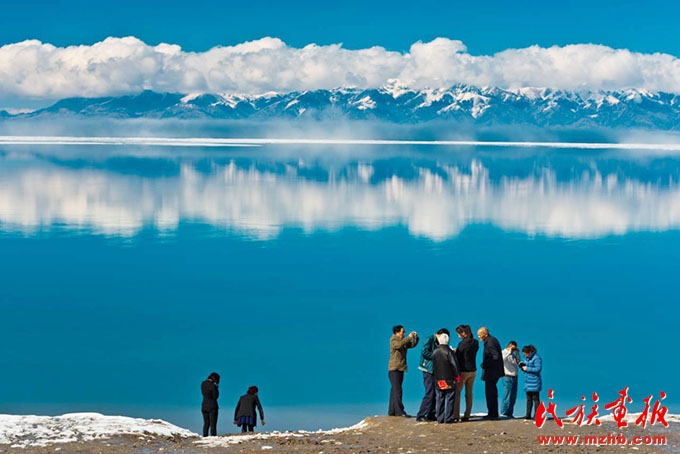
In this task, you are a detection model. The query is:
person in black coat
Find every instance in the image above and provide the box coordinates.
[454,324,479,421]
[432,333,461,424]
[478,327,504,419]
[201,372,220,437]
[233,386,265,433]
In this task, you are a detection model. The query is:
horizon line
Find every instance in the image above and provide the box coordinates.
[2,136,680,150]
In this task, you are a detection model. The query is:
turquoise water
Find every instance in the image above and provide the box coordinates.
[0,144,678,432]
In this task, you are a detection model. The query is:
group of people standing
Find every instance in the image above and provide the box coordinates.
[200,372,266,437]
[388,325,543,424]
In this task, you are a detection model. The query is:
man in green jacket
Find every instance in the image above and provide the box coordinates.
[388,325,419,417]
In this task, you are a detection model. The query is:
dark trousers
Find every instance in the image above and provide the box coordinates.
[388,370,406,416]
[435,386,456,423]
[485,377,500,417]
[202,409,218,436]
[416,372,436,420]
[241,424,254,433]
[526,391,540,419]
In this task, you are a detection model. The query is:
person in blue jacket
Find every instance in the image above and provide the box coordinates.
[416,328,448,421]
[520,345,542,420]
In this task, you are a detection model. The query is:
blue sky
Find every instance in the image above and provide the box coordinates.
[1,0,679,55]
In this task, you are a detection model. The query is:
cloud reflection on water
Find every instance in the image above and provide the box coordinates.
[0,152,679,240]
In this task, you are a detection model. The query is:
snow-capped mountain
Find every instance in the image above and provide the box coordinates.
[5,83,680,129]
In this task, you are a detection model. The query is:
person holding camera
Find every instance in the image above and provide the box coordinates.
[501,341,521,418]
[388,325,419,417]
[201,372,220,437]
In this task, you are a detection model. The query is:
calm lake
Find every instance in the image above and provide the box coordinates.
[0,143,678,433]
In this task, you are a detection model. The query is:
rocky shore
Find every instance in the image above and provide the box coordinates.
[1,413,678,454]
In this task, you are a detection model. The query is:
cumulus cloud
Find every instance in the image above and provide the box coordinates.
[1,36,680,102]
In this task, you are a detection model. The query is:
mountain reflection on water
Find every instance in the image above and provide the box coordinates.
[1,145,679,240]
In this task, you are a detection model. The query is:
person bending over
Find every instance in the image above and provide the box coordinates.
[234,386,265,432]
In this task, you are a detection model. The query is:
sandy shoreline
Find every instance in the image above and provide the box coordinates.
[1,415,677,454]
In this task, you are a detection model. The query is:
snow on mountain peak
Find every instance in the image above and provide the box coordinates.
[381,79,411,98]
[180,93,203,103]
[511,87,550,100]
[353,95,377,110]
[10,84,680,129]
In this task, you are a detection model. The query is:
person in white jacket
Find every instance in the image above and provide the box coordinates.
[501,341,520,417]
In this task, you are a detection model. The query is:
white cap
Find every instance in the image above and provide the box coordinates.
[438,333,450,345]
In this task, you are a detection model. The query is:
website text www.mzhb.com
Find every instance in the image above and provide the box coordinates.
[537,433,666,446]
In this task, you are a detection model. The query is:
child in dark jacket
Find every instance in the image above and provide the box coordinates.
[233,386,265,433]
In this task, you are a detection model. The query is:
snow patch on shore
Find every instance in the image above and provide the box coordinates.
[0,413,196,448]
[196,418,370,447]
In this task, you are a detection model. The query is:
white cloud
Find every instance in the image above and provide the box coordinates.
[1,36,680,102]
[1,157,679,240]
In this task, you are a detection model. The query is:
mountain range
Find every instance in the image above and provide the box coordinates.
[3,82,680,129]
